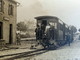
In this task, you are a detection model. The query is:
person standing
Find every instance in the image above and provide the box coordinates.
[35,25,43,46]
[35,25,40,41]
[66,33,71,46]
[16,33,21,45]
[79,35,80,40]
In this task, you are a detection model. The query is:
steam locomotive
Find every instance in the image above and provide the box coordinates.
[35,16,73,49]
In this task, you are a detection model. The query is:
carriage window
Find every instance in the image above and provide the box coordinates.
[65,25,68,28]
[49,22,55,26]
[37,20,42,27]
[55,23,57,29]
[59,20,63,25]
[49,22,57,29]
[38,23,41,27]
[65,24,69,32]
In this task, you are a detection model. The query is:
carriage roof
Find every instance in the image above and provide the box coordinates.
[35,16,69,26]
[35,16,59,20]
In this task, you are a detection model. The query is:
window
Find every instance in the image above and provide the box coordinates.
[59,23,62,30]
[0,0,4,12]
[49,22,57,29]
[8,4,13,15]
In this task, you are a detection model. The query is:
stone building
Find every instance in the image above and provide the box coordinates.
[0,0,17,44]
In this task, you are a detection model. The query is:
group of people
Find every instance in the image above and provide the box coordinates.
[35,24,55,40]
[35,24,55,47]
[35,24,72,47]
[35,25,44,46]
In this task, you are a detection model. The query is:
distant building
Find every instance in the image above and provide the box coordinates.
[0,0,18,44]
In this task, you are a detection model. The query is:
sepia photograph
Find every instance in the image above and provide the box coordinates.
[0,0,80,60]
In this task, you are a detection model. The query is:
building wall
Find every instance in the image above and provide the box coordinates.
[0,0,17,43]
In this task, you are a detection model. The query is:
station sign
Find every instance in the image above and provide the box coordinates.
[3,17,9,21]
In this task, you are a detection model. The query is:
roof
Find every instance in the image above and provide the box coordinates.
[8,0,18,4]
[35,16,59,20]
[8,0,20,6]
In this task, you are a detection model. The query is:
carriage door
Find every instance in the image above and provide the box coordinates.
[42,20,47,26]
[9,24,13,44]
[41,20,47,32]
[0,22,3,39]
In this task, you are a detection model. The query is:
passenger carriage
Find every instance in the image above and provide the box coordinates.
[35,16,73,49]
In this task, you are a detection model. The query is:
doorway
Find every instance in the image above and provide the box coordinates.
[9,24,13,44]
[0,22,3,39]
[42,20,47,26]
[41,20,47,33]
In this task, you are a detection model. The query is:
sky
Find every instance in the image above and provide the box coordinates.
[16,0,80,29]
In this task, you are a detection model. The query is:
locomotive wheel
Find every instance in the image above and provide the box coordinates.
[48,40,59,50]
[42,43,58,50]
[41,43,58,50]
[40,43,50,49]
[48,44,58,50]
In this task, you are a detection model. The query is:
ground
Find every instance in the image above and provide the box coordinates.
[30,40,80,60]
[29,35,80,60]
[13,40,80,60]
[0,35,80,60]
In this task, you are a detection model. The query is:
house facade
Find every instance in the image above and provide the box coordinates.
[0,0,17,44]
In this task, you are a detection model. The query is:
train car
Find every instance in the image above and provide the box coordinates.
[35,16,73,49]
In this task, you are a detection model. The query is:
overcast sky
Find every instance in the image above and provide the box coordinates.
[16,0,80,29]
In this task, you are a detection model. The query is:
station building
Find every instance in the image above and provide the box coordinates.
[0,0,17,44]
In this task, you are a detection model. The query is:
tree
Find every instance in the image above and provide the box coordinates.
[17,22,27,32]
[79,29,80,32]
[70,26,77,33]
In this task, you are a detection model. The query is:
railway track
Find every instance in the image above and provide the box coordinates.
[0,49,48,60]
